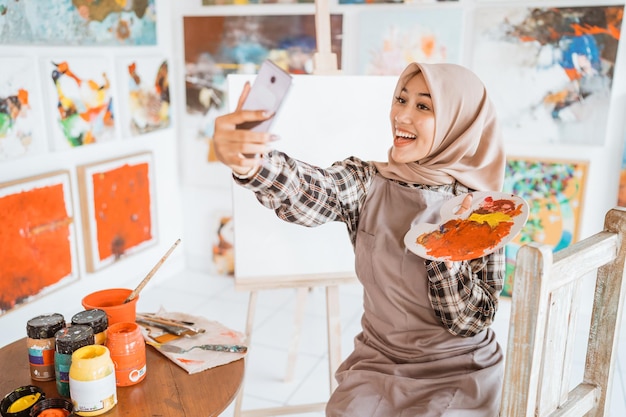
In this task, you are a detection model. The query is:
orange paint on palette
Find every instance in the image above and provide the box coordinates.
[91,162,152,262]
[416,198,523,261]
[0,182,73,311]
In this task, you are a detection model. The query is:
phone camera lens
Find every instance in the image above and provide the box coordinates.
[270,76,276,83]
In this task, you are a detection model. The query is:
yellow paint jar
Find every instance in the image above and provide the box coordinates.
[71,309,108,345]
[68,345,117,416]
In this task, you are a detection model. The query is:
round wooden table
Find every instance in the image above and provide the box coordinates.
[0,337,245,417]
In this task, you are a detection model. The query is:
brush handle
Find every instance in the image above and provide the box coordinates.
[125,238,181,303]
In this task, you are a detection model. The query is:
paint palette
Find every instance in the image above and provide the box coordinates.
[404,191,529,262]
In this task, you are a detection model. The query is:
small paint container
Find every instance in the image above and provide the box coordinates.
[54,325,95,397]
[71,310,108,345]
[0,385,45,417]
[105,322,146,386]
[69,345,117,416]
[26,314,66,381]
[29,398,73,417]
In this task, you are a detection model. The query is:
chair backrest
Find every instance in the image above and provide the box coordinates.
[500,207,626,417]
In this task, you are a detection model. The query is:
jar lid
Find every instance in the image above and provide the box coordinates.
[71,309,108,334]
[0,385,45,417]
[26,314,65,339]
[55,325,95,354]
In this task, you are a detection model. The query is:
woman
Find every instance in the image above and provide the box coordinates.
[212,62,506,416]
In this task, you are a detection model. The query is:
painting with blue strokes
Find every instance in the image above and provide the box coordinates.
[471,6,623,146]
[0,0,156,46]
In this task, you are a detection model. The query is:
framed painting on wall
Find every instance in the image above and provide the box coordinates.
[502,157,588,296]
[44,57,117,150]
[0,171,79,315]
[0,57,47,161]
[78,152,157,272]
[471,5,623,146]
[117,56,171,137]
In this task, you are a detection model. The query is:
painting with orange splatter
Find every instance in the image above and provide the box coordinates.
[405,192,529,262]
[502,158,588,297]
[45,57,116,150]
[78,152,157,272]
[354,9,462,75]
[0,171,79,316]
[117,56,171,137]
[0,0,156,46]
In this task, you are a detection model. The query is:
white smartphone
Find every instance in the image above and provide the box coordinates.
[238,59,293,132]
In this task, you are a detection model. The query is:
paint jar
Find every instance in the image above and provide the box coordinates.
[54,325,94,398]
[81,288,137,326]
[71,309,108,345]
[105,322,146,386]
[69,345,117,416]
[26,313,66,381]
[0,385,45,417]
[29,398,73,417]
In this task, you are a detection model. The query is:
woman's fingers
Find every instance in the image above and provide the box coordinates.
[456,193,473,215]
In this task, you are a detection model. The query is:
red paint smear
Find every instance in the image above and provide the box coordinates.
[177,358,203,364]
[416,198,523,261]
[92,162,152,261]
[0,183,73,311]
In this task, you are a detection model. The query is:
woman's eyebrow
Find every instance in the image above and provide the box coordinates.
[401,87,431,98]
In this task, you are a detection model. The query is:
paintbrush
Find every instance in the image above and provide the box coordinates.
[124,238,181,303]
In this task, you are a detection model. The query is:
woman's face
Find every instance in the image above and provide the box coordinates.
[389,72,436,163]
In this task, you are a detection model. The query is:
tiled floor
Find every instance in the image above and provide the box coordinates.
[138,269,626,417]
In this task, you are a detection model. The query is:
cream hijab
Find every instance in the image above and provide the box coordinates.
[373,62,505,192]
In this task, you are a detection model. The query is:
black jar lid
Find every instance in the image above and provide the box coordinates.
[55,325,95,355]
[0,385,45,417]
[71,309,108,334]
[26,314,65,340]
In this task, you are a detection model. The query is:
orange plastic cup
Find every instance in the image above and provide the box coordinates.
[81,289,138,326]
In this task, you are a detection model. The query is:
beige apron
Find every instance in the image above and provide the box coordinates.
[326,175,503,417]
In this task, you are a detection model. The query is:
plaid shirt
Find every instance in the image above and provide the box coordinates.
[236,150,504,337]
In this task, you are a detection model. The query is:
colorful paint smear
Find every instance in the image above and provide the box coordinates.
[48,59,115,149]
[502,158,587,296]
[0,172,77,315]
[80,153,156,272]
[0,0,156,45]
[416,197,524,261]
[472,6,623,145]
[124,58,170,135]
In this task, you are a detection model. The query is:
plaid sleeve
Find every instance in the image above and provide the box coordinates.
[234,150,375,245]
[425,247,505,337]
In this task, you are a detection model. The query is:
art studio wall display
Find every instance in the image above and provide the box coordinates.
[117,56,171,137]
[44,57,117,150]
[354,7,463,74]
[471,5,623,146]
[78,152,157,272]
[502,158,588,297]
[0,171,79,316]
[0,57,47,161]
[0,0,157,45]
[182,14,343,149]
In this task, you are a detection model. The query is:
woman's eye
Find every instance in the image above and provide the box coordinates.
[417,103,431,111]
[395,96,406,104]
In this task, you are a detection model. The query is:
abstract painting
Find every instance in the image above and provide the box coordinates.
[0,171,79,315]
[45,57,116,150]
[118,56,170,136]
[0,57,47,161]
[0,0,156,45]
[78,152,157,272]
[502,158,588,296]
[472,5,623,145]
[354,8,462,75]
[203,0,312,4]
[183,14,343,149]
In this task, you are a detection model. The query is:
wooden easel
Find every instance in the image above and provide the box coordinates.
[232,3,352,415]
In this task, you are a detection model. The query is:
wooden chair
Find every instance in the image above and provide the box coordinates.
[501,207,626,416]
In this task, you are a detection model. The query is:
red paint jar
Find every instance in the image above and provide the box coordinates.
[105,322,146,386]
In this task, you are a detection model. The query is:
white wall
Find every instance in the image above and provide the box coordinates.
[0,0,185,347]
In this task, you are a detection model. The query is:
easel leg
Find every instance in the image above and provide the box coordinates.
[285,287,309,382]
[234,290,259,417]
[326,285,341,392]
